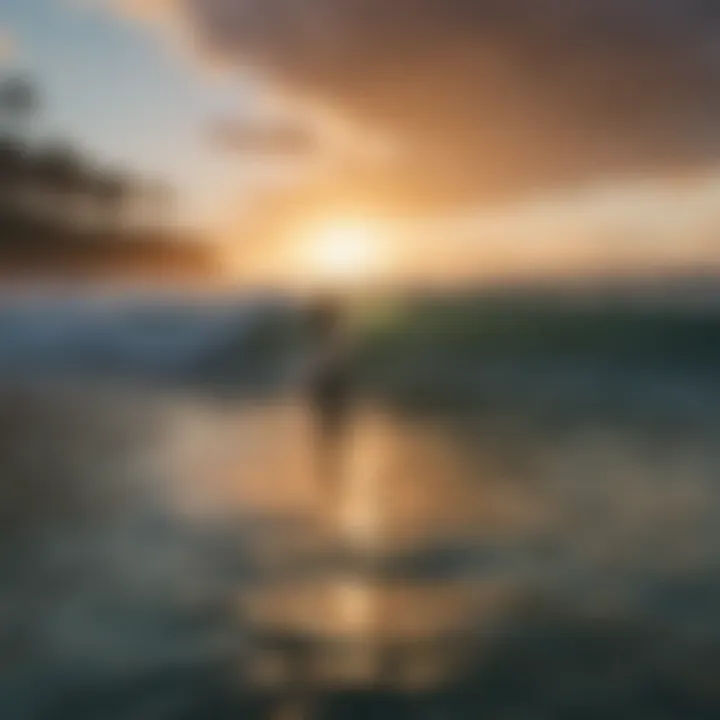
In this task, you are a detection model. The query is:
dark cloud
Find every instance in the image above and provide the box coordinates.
[181,0,720,206]
[208,117,317,156]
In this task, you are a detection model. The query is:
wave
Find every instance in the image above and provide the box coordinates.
[0,290,295,386]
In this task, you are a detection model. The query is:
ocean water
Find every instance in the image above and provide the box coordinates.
[0,290,295,389]
[2,292,720,719]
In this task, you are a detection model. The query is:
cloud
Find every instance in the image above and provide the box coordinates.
[131,1,720,207]
[112,0,176,21]
[0,29,18,66]
[207,116,317,156]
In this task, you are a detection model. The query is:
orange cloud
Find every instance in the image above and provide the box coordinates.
[170,0,720,209]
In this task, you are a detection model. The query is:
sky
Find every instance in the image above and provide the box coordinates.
[176,0,720,206]
[4,1,720,280]
[0,0,252,229]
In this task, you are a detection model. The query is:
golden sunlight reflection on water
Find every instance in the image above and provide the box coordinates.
[152,397,552,691]
[137,390,720,697]
[7,382,720,715]
[161,398,542,551]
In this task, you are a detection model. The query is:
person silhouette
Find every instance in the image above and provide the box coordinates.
[305,295,353,489]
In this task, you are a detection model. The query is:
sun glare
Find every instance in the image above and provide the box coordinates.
[297,218,384,286]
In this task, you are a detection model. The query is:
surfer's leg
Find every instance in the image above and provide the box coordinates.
[313,395,349,492]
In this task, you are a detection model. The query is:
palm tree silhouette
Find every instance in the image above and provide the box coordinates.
[31,144,88,225]
[0,136,27,205]
[0,75,195,274]
[0,76,38,142]
[95,170,132,235]
[0,77,37,214]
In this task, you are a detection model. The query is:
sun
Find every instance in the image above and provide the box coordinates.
[296,218,384,286]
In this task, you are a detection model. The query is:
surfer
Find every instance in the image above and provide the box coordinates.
[305,295,353,487]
